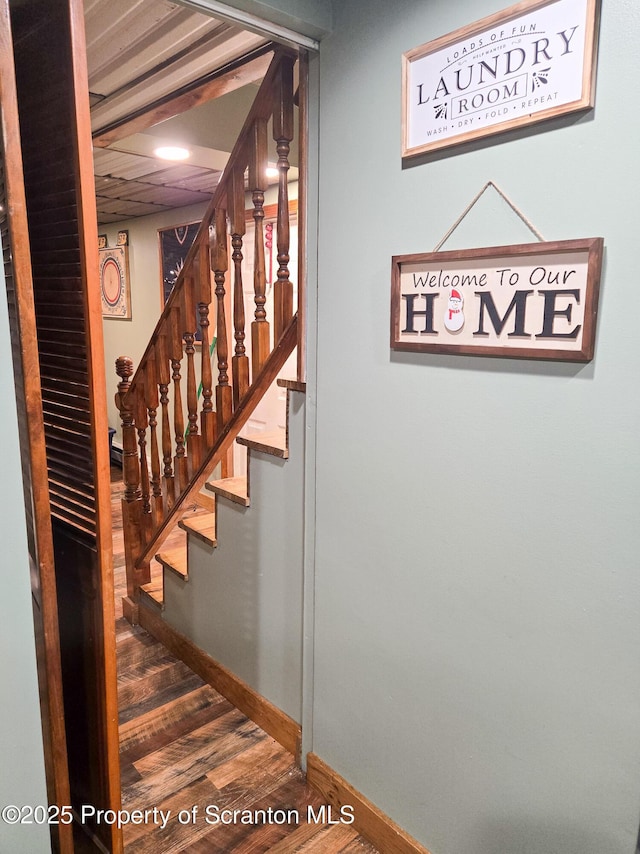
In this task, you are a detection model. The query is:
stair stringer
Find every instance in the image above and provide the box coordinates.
[161,387,305,724]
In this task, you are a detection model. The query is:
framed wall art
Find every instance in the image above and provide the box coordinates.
[402,0,601,160]
[158,221,200,307]
[390,237,603,362]
[100,242,131,319]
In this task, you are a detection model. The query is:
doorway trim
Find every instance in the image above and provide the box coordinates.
[174,0,321,51]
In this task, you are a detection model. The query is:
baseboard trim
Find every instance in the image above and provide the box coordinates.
[306,753,432,854]
[138,604,301,759]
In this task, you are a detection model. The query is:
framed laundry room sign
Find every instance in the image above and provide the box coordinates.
[402,0,600,159]
[390,238,603,361]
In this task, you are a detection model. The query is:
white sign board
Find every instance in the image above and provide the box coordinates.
[402,0,600,159]
[390,239,603,362]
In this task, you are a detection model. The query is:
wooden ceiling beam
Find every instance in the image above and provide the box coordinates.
[92,48,273,149]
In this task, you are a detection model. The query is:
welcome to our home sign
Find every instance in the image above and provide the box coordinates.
[390,238,603,361]
[402,0,600,159]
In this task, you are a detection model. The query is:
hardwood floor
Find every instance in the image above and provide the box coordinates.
[111,468,378,853]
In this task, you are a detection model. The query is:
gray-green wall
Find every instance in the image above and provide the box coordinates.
[0,256,51,852]
[310,1,640,852]
[165,390,306,722]
[6,0,634,850]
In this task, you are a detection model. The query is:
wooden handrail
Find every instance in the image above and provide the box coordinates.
[137,314,298,567]
[115,49,302,598]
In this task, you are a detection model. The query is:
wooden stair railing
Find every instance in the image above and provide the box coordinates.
[115,49,302,614]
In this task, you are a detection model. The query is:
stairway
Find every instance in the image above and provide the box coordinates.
[115,49,303,618]
[112,468,380,854]
[139,379,304,614]
[114,49,306,746]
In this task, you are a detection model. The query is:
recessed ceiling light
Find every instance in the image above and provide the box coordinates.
[266,166,279,179]
[154,146,190,161]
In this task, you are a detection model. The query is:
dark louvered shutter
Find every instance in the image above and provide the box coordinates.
[9,0,122,850]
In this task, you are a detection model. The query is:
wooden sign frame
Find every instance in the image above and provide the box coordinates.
[390,238,603,362]
[402,0,600,160]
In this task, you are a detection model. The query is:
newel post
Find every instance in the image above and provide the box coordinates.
[115,356,150,624]
[115,357,139,502]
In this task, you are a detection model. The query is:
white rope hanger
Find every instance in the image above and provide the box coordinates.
[432,180,546,252]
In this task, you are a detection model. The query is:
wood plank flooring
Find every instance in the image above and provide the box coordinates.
[111,468,378,853]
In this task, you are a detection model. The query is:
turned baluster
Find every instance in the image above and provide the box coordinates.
[134,384,152,528]
[211,206,232,434]
[249,117,270,376]
[144,354,163,526]
[273,56,295,341]
[196,237,215,447]
[265,222,274,282]
[230,166,249,408]
[155,333,175,508]
[183,330,200,471]
[170,306,188,492]
[182,276,202,471]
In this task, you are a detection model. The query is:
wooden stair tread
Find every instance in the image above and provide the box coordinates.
[277,378,306,393]
[155,545,188,580]
[179,513,216,547]
[205,476,249,506]
[237,430,288,458]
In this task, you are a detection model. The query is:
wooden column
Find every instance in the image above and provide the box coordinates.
[296,51,308,382]
[249,117,270,377]
[211,207,232,433]
[197,237,215,447]
[144,354,163,526]
[115,358,140,506]
[134,384,151,522]
[182,273,202,471]
[169,307,188,492]
[155,333,175,508]
[230,166,249,407]
[115,358,150,602]
[273,56,295,341]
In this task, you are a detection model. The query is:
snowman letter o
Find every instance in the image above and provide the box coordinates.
[444,288,465,333]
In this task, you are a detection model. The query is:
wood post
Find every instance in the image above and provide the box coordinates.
[249,117,270,377]
[197,237,215,447]
[169,307,188,492]
[115,357,140,504]
[230,167,249,407]
[144,354,163,526]
[182,273,202,471]
[115,357,149,602]
[211,207,233,433]
[156,333,175,508]
[134,385,149,511]
[273,56,295,341]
